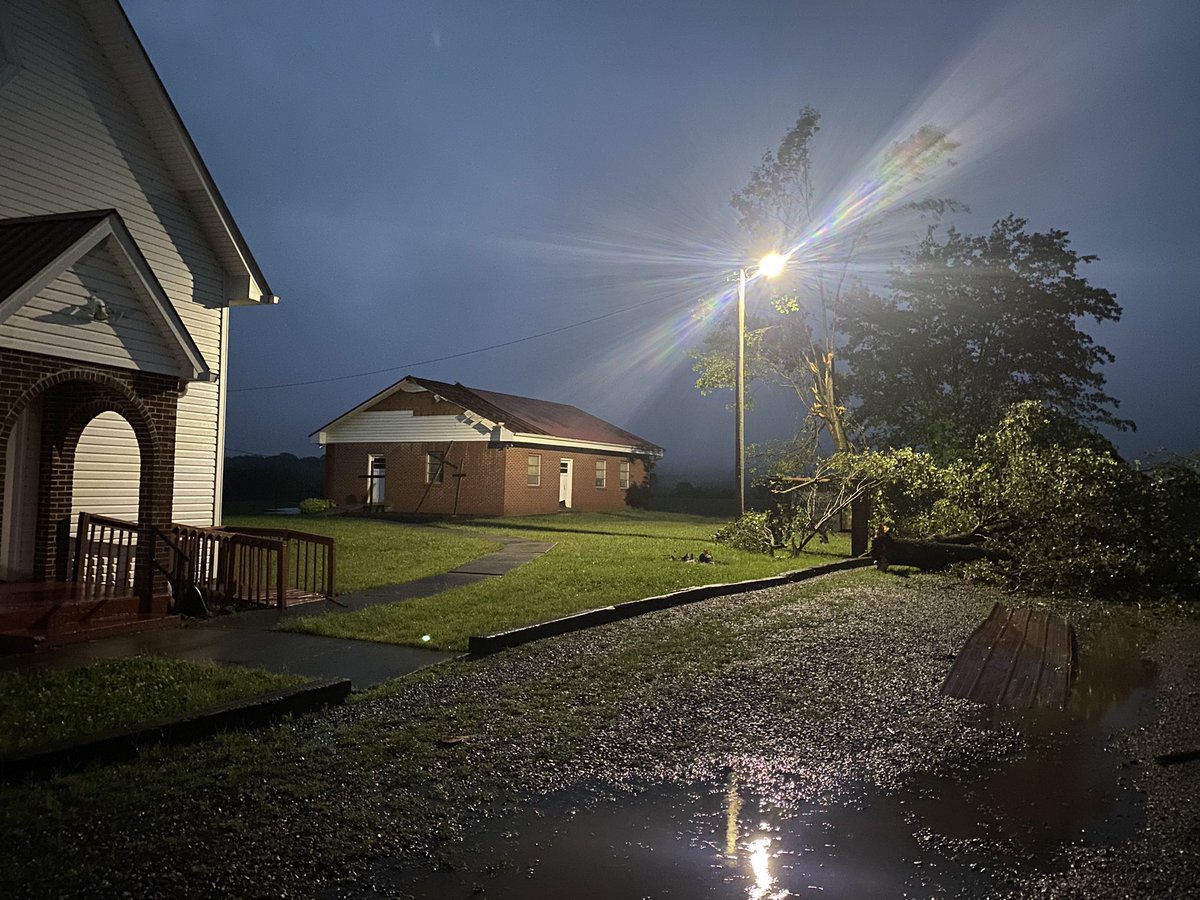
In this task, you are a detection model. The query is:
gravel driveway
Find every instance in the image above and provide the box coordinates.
[3,571,1197,898]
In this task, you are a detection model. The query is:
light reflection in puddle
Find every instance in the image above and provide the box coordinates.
[383,615,1158,899]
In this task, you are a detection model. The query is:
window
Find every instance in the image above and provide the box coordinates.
[595,460,606,489]
[426,451,445,485]
[527,454,541,486]
[619,460,630,489]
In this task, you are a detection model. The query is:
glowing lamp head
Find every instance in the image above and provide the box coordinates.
[757,252,786,279]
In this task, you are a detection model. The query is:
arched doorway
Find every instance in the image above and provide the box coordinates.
[0,397,42,582]
[71,411,141,523]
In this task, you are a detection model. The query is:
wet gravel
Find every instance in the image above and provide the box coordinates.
[3,572,1197,898]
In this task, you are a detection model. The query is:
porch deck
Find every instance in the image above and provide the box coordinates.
[0,581,174,653]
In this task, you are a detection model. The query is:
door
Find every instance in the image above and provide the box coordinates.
[368,455,386,504]
[559,458,573,508]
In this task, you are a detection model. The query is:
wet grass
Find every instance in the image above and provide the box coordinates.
[0,657,305,756]
[225,515,500,594]
[282,509,851,651]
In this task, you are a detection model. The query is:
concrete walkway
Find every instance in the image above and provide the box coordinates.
[0,536,554,689]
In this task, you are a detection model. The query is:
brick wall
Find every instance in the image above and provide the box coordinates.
[0,347,179,597]
[326,441,509,516]
[500,449,563,516]
[516,450,647,514]
[324,440,653,517]
[371,390,461,415]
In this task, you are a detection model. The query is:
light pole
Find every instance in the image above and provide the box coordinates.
[735,251,786,517]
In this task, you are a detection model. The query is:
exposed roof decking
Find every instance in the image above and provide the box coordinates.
[313,375,663,457]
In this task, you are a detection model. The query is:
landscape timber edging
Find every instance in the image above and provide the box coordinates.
[468,556,873,655]
[0,677,352,783]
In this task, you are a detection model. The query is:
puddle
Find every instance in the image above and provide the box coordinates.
[373,614,1160,899]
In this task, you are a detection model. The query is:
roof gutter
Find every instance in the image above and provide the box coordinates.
[503,432,664,458]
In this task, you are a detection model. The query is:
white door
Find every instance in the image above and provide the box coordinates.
[368,455,386,504]
[1,400,42,581]
[559,458,573,508]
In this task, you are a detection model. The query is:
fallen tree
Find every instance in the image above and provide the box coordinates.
[869,529,1005,572]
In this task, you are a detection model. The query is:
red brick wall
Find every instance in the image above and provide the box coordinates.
[0,348,179,597]
[325,441,509,516]
[324,441,652,517]
[500,449,563,516]
[371,390,461,415]
[518,451,647,514]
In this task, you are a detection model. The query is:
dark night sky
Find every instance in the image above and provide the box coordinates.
[121,0,1200,478]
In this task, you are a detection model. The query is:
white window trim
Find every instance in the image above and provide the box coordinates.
[527,454,541,487]
[595,459,607,489]
[426,451,445,485]
[619,461,630,490]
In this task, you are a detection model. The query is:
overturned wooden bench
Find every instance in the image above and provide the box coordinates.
[941,602,1076,708]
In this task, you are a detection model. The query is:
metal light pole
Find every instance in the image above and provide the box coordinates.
[734,252,786,518]
[735,266,748,517]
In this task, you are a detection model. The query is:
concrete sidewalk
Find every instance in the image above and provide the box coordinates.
[0,537,554,689]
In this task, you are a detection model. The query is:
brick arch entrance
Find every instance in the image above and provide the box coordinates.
[0,348,180,599]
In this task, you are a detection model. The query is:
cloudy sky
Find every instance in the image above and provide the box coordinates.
[122,0,1200,478]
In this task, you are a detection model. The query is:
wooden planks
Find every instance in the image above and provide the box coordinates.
[941,602,1075,708]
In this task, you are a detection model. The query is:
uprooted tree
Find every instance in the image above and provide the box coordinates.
[858,401,1200,601]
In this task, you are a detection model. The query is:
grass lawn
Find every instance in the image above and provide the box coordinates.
[282,509,851,651]
[225,515,501,594]
[0,657,305,757]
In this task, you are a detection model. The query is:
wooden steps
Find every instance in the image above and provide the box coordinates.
[0,582,174,653]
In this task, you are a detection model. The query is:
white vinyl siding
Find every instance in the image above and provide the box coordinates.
[324,412,491,444]
[70,411,140,524]
[0,8,21,90]
[0,242,183,376]
[0,0,231,526]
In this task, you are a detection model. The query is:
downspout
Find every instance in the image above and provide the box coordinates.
[213,306,230,526]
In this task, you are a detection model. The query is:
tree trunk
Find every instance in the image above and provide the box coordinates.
[871,532,1002,572]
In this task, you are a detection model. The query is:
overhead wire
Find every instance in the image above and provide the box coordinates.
[230,288,699,393]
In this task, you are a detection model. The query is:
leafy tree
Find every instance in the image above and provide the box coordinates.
[840,216,1133,454]
[861,401,1197,601]
[693,109,960,453]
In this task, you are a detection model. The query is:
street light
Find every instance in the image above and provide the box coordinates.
[735,251,787,517]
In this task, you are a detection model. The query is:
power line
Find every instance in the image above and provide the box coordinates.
[231,291,692,393]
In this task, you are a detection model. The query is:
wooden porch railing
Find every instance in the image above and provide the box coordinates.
[73,512,138,592]
[221,527,336,605]
[169,523,336,610]
[68,513,336,611]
